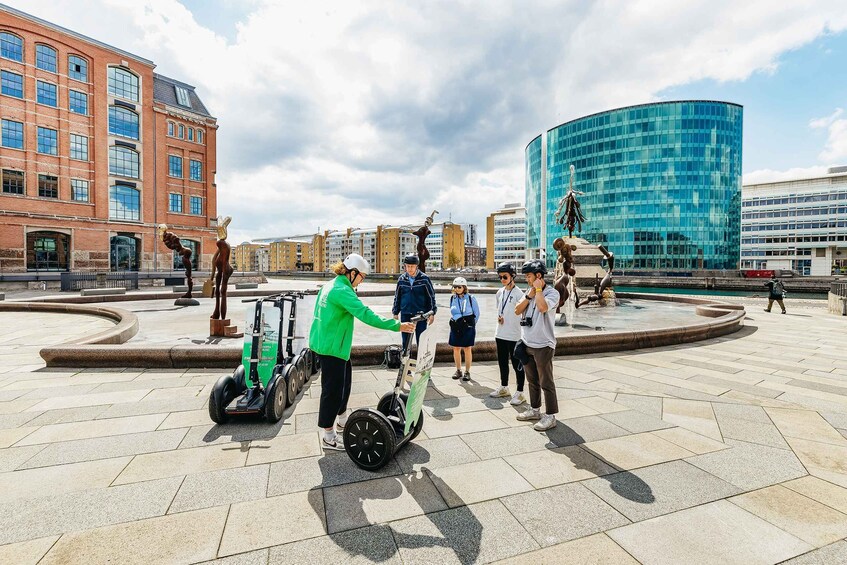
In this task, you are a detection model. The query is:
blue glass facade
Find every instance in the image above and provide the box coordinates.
[528,101,742,272]
[524,135,543,253]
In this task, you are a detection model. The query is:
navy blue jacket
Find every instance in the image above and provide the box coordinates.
[392,272,437,316]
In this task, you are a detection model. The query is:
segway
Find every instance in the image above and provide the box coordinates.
[344,310,434,470]
[209,291,319,424]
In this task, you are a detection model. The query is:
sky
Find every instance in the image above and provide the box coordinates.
[7,0,847,244]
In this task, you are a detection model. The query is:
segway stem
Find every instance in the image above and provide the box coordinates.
[389,310,434,414]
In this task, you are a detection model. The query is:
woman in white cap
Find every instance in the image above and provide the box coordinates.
[448,277,480,381]
[309,254,415,451]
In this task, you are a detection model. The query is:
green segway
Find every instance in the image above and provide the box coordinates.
[209,291,319,424]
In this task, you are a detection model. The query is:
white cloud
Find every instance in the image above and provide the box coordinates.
[8,0,847,244]
[743,165,831,185]
[810,108,847,163]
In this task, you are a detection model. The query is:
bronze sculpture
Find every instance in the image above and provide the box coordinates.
[158,224,196,303]
[553,237,578,309]
[577,246,615,307]
[554,165,587,238]
[210,216,233,321]
[412,210,438,272]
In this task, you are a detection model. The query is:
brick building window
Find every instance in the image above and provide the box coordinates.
[27,231,69,271]
[70,134,89,161]
[178,124,184,139]
[68,55,87,82]
[188,127,194,141]
[197,129,204,144]
[168,155,183,177]
[1,70,23,98]
[35,44,57,72]
[2,169,24,195]
[190,195,202,215]
[37,127,58,155]
[69,90,88,115]
[189,159,202,181]
[1,119,23,149]
[167,121,174,136]
[109,146,140,178]
[109,185,140,221]
[169,193,183,213]
[38,174,58,198]
[108,106,139,139]
[36,81,57,107]
[110,235,139,271]
[71,179,89,202]
[108,67,139,102]
[0,32,23,62]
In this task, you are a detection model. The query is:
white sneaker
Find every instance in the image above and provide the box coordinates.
[489,386,510,398]
[534,414,557,431]
[516,407,541,421]
[322,434,345,452]
[510,391,526,406]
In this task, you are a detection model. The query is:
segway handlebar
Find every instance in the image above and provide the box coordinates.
[409,310,435,324]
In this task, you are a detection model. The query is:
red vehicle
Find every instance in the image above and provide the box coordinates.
[742,270,776,279]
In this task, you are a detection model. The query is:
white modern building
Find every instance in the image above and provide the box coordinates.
[486,203,527,269]
[741,167,847,276]
[460,223,478,247]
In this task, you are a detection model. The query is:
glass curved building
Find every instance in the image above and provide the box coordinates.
[526,101,742,272]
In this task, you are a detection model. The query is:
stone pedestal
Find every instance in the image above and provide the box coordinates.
[562,237,608,286]
[201,279,214,298]
[210,318,242,338]
[174,298,199,306]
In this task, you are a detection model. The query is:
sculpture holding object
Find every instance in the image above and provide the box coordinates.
[209,216,241,338]
[412,210,438,272]
[554,165,587,238]
[158,224,199,306]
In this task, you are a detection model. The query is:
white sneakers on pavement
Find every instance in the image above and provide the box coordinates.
[533,413,557,431]
[510,391,526,406]
[516,407,541,421]
[322,433,345,451]
[489,386,510,398]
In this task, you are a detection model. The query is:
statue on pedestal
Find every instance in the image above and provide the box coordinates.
[554,165,587,238]
[210,216,235,336]
[553,237,577,326]
[412,210,438,272]
[158,224,198,306]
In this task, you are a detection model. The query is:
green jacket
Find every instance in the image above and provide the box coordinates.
[309,275,400,360]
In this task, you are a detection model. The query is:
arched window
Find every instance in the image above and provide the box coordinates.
[197,129,204,144]
[108,146,139,178]
[0,32,23,62]
[27,231,69,271]
[68,55,87,82]
[110,235,140,271]
[107,66,139,102]
[167,121,175,136]
[108,106,139,140]
[172,239,199,270]
[35,44,57,72]
[109,185,140,221]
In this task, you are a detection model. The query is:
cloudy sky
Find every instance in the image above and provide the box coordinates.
[8,0,847,243]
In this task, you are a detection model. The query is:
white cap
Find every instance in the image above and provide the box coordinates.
[452,277,467,286]
[343,253,370,275]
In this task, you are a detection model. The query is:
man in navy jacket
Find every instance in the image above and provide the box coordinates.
[393,254,437,348]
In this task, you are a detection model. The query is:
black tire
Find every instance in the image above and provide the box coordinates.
[312,352,321,375]
[376,392,424,440]
[264,375,287,423]
[344,410,396,471]
[209,375,236,424]
[232,365,247,393]
[301,348,313,381]
[284,364,297,407]
[295,355,307,391]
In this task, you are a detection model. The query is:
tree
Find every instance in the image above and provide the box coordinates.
[447,251,460,269]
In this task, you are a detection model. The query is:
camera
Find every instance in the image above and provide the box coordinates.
[520,318,533,327]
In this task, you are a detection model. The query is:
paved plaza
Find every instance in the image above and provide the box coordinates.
[1,297,846,564]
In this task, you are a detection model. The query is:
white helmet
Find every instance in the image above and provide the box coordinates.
[343,253,370,275]
[452,277,467,286]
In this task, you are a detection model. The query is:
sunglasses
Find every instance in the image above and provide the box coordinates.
[499,274,511,280]
[452,285,463,289]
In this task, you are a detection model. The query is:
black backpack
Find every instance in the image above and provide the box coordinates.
[384,345,402,369]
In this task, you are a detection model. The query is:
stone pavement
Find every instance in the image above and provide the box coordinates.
[0,300,846,564]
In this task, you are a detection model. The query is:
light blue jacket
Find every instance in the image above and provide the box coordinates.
[450,294,480,322]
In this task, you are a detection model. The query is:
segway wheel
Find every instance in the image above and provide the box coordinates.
[376,392,425,440]
[344,410,396,471]
[311,352,321,375]
[301,348,313,381]
[209,375,236,424]
[295,355,307,391]
[264,375,287,423]
[232,365,247,394]
[284,364,298,407]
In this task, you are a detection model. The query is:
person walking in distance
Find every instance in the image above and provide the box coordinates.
[514,260,561,431]
[489,263,526,405]
[392,254,437,350]
[764,275,787,314]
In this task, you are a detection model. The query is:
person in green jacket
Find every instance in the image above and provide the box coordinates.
[309,253,415,451]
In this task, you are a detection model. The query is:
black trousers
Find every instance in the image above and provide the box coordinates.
[400,313,428,350]
[495,337,525,390]
[317,354,352,428]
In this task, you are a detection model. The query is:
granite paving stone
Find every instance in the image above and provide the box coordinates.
[614,393,663,418]
[394,435,481,473]
[197,549,270,565]
[583,459,741,521]
[0,425,36,448]
[766,407,847,446]
[459,426,552,460]
[95,396,208,419]
[39,505,228,565]
[781,541,847,565]
[783,475,847,515]
[581,431,694,471]
[711,402,772,423]
[504,445,617,489]
[661,398,722,440]
[730,484,847,546]
[323,472,447,533]
[23,405,110,426]
[492,532,638,565]
[651,426,728,455]
[168,464,270,514]
[422,409,509,439]
[178,419,296,449]
[687,438,808,491]
[267,525,401,564]
[427,458,534,507]
[608,500,812,565]
[543,414,631,447]
[0,456,131,503]
[114,443,248,485]
[572,395,631,414]
[599,409,675,433]
[156,409,213,430]
[0,476,183,545]
[390,499,539,564]
[24,389,152,412]
[0,535,59,565]
[267,454,402,496]
[246,430,321,466]
[715,415,790,449]
[786,436,847,476]
[218,490,327,557]
[0,411,39,430]
[502,482,630,547]
[16,413,167,446]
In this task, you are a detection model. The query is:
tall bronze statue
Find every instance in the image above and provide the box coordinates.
[577,245,615,307]
[412,210,438,272]
[554,165,587,238]
[553,237,577,310]
[158,224,195,301]
[210,216,233,321]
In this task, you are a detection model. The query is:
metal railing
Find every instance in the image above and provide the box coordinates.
[60,271,140,291]
[831,281,847,298]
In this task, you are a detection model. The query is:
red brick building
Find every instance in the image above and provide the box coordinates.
[0,5,217,274]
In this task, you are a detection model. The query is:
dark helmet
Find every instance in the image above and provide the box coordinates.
[496,262,516,275]
[403,254,419,265]
[521,260,547,276]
